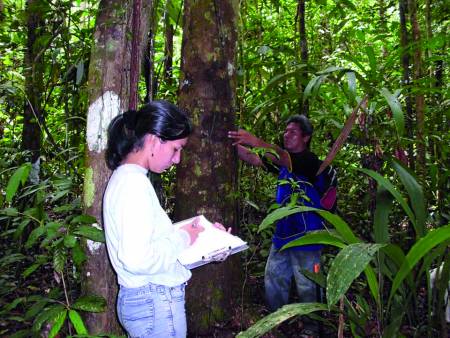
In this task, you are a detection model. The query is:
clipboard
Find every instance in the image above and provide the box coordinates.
[174,215,248,269]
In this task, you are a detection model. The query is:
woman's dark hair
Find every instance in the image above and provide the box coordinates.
[105,100,192,170]
[286,114,314,148]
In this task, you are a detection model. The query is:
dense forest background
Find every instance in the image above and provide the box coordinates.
[0,0,449,337]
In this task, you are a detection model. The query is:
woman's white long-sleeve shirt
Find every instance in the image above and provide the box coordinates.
[103,164,192,288]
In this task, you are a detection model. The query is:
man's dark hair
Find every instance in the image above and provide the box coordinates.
[286,114,313,148]
[286,114,313,135]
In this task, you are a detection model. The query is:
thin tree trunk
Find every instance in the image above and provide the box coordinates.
[163,3,174,84]
[408,0,426,182]
[297,0,309,116]
[175,0,240,335]
[399,0,414,168]
[22,0,44,182]
[83,0,153,333]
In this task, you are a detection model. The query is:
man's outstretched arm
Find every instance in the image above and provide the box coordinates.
[228,129,290,168]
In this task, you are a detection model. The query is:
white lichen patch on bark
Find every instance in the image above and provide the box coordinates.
[87,91,121,152]
[87,223,102,253]
[227,62,235,77]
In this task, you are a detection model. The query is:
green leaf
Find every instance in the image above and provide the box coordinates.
[258,206,301,232]
[380,88,404,136]
[0,253,26,266]
[346,71,356,99]
[32,304,65,332]
[6,163,31,203]
[365,45,377,74]
[70,214,97,224]
[282,230,346,250]
[327,243,385,307]
[72,295,107,313]
[71,242,87,266]
[63,234,77,248]
[391,159,426,237]
[68,310,88,334]
[74,225,105,242]
[236,303,328,338]
[0,207,19,216]
[22,261,44,278]
[388,224,450,304]
[357,168,416,232]
[25,226,46,249]
[53,247,66,273]
[48,309,67,338]
[373,186,393,243]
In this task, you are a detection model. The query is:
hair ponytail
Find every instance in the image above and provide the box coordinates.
[105,100,192,170]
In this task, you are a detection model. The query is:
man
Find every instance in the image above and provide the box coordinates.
[229,115,327,337]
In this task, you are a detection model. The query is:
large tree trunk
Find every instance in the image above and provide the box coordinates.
[22,0,44,182]
[174,0,240,335]
[82,0,153,333]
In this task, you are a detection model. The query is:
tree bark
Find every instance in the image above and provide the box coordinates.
[408,0,426,182]
[83,0,153,333]
[175,0,240,335]
[163,2,174,84]
[399,0,414,168]
[22,0,44,181]
[297,0,309,116]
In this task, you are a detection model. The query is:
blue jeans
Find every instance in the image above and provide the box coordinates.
[117,282,187,338]
[265,245,321,311]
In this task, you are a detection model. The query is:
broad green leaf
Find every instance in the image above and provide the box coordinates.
[71,242,87,266]
[346,71,356,99]
[53,247,66,273]
[282,230,346,250]
[373,186,393,243]
[25,226,46,248]
[48,309,67,338]
[258,206,301,232]
[63,234,77,248]
[32,304,65,332]
[265,68,305,91]
[0,207,19,216]
[236,303,328,338]
[357,168,417,233]
[327,243,385,307]
[74,225,105,242]
[72,295,107,313]
[68,309,87,334]
[70,214,97,224]
[303,75,325,102]
[391,159,426,237]
[75,61,84,85]
[380,88,404,136]
[315,208,360,244]
[22,261,44,278]
[388,224,450,304]
[6,163,31,203]
[25,298,48,320]
[364,265,380,307]
[317,66,348,75]
[0,253,26,266]
[365,45,377,74]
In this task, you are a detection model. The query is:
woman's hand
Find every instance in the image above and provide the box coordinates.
[213,222,232,233]
[180,217,205,245]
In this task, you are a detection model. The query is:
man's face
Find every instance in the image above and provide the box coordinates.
[283,122,310,152]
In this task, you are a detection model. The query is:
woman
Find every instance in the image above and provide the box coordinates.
[103,100,219,338]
